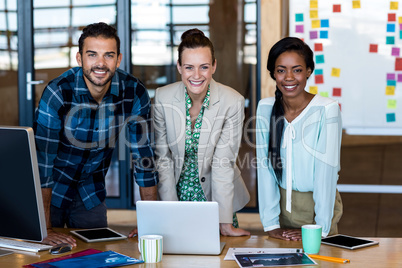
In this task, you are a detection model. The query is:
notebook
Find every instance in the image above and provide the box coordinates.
[136,201,225,255]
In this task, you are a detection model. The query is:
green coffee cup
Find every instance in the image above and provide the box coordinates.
[301,224,322,254]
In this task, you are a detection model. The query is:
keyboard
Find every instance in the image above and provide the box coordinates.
[0,238,53,252]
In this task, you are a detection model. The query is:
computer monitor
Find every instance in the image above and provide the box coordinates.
[0,126,47,242]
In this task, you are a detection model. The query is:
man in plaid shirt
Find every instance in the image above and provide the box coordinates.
[33,22,158,246]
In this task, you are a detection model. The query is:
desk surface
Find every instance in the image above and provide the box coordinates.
[1,229,400,268]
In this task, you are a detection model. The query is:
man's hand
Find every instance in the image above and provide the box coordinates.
[128,228,138,238]
[139,185,158,200]
[42,229,77,247]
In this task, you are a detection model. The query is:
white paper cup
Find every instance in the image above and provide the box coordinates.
[138,235,163,263]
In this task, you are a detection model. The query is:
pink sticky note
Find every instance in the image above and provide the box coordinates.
[310,31,318,39]
[296,25,304,33]
[398,73,402,82]
[392,47,400,56]
[387,73,396,80]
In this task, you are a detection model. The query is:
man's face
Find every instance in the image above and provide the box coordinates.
[76,36,122,101]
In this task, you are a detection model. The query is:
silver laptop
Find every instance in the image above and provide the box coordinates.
[136,201,225,255]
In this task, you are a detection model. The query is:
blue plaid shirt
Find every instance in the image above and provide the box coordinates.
[33,67,158,210]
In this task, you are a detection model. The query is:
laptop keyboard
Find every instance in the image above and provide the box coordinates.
[0,238,53,252]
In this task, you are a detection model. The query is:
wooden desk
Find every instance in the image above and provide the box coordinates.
[1,230,400,268]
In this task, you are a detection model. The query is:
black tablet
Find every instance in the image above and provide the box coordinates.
[321,234,379,250]
[70,227,127,243]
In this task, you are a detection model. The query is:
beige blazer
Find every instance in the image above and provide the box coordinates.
[153,79,250,223]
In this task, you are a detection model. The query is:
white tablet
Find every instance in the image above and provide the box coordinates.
[321,234,379,250]
[70,227,127,243]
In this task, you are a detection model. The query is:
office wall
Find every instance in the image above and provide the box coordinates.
[0,71,18,126]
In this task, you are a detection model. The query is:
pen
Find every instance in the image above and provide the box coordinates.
[308,254,350,264]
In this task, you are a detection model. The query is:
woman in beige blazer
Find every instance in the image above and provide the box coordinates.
[153,29,250,236]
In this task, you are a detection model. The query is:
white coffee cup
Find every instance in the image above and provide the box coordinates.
[138,235,163,263]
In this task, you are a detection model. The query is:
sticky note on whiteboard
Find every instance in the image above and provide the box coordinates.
[386,86,396,95]
[296,25,304,33]
[390,1,399,10]
[395,58,402,70]
[310,0,318,9]
[389,13,396,22]
[352,1,361,9]
[369,44,378,53]
[387,99,397,109]
[311,20,321,28]
[309,86,318,94]
[333,4,341,13]
[333,88,342,97]
[316,55,325,64]
[310,10,318,19]
[314,43,323,52]
[331,68,341,77]
[295,13,304,22]
[386,113,396,123]
[387,73,396,80]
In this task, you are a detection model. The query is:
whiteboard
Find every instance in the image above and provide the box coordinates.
[289,0,402,135]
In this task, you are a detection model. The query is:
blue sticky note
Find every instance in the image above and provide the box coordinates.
[400,30,402,39]
[388,80,397,86]
[320,30,328,39]
[321,19,329,28]
[387,36,395,44]
[316,55,325,64]
[315,69,323,75]
[386,113,396,122]
[295,13,304,22]
[387,23,396,33]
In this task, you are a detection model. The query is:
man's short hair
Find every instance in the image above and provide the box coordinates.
[78,22,120,55]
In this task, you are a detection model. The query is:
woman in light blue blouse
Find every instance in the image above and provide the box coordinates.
[256,37,343,241]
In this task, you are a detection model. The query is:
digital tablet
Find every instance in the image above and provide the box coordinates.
[70,227,127,243]
[321,234,379,250]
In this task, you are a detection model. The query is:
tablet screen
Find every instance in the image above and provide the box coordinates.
[71,228,127,242]
[321,234,378,249]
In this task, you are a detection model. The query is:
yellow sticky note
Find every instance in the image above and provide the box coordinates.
[386,86,395,95]
[388,99,397,109]
[399,16,402,24]
[391,1,399,10]
[310,10,318,19]
[320,92,329,97]
[352,0,361,9]
[331,68,341,77]
[310,1,318,9]
[309,86,318,94]
[311,20,321,28]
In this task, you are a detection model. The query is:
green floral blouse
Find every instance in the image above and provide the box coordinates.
[176,89,210,201]
[175,87,239,228]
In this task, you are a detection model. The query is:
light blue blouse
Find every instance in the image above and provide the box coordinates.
[256,95,342,237]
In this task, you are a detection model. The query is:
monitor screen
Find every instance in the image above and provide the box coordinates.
[0,126,47,242]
